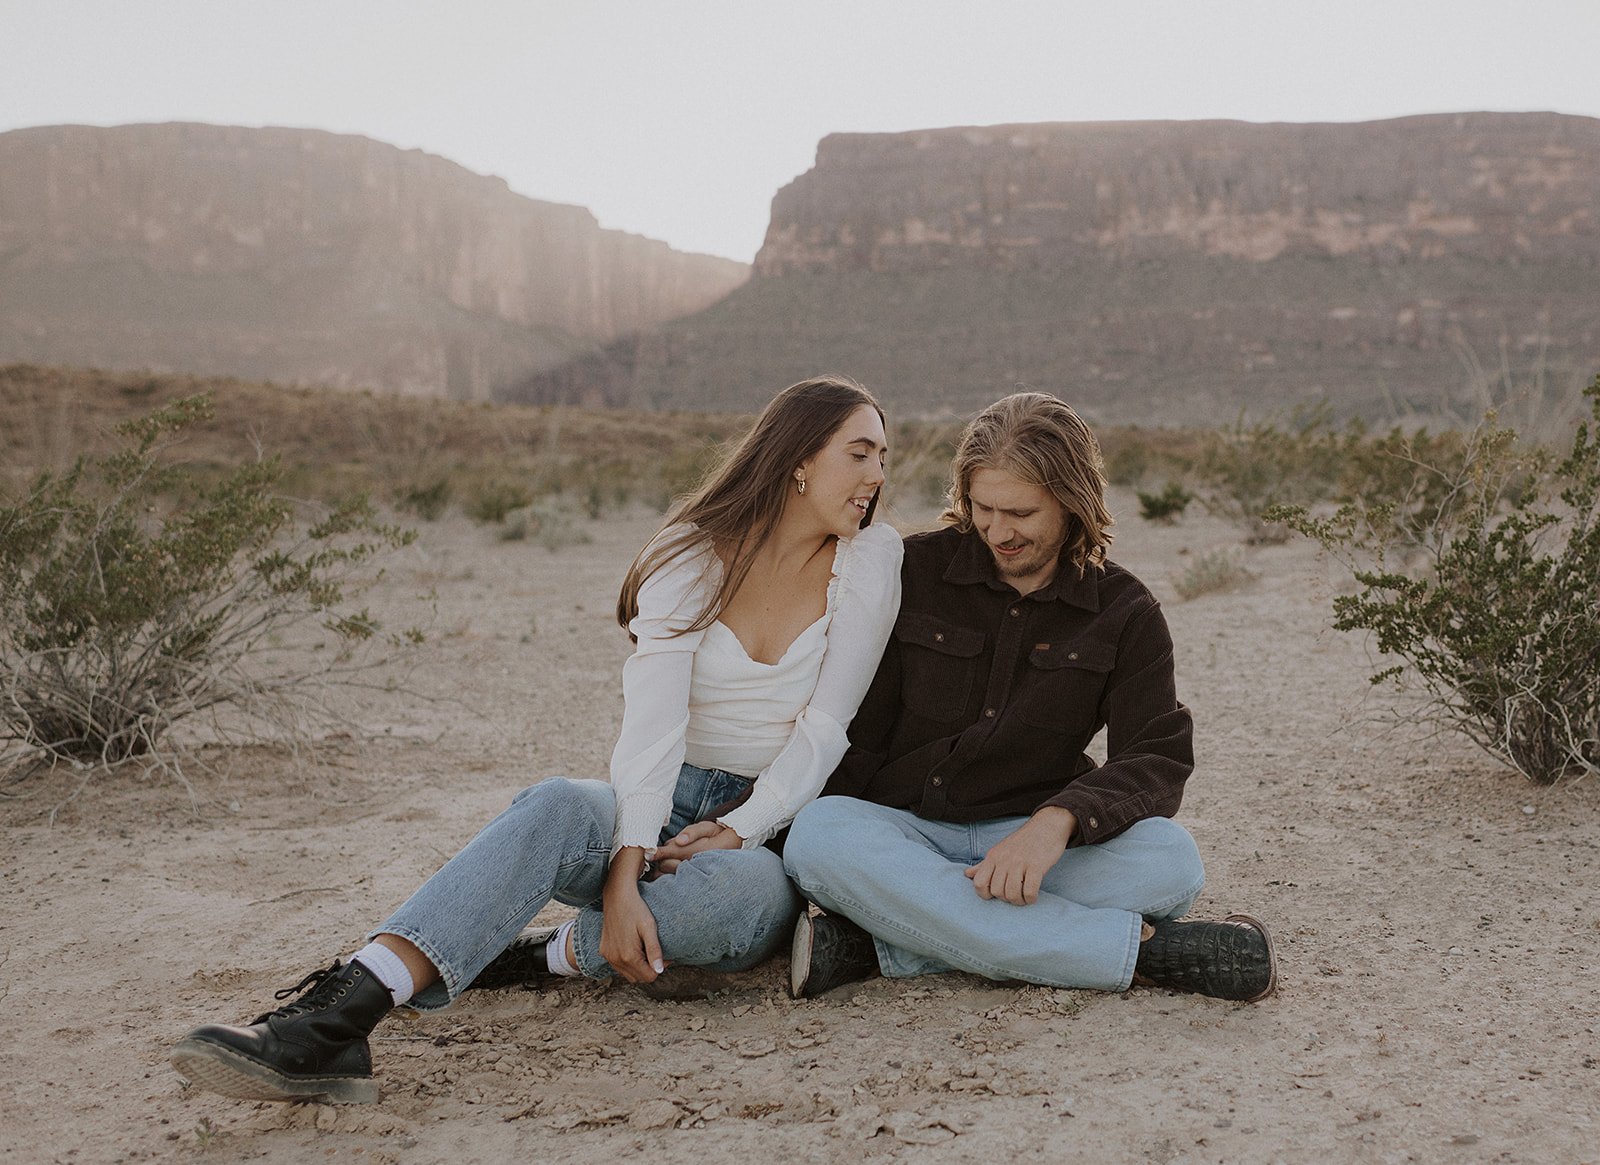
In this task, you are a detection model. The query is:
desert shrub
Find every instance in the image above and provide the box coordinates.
[1138,481,1194,524]
[531,497,594,552]
[564,462,633,519]
[1103,440,1150,489]
[498,511,530,542]
[466,480,534,524]
[397,477,453,521]
[0,395,417,770]
[660,442,725,505]
[496,498,593,551]
[642,441,728,512]
[1098,426,1205,489]
[1268,374,1600,784]
[1193,409,1345,543]
[1171,548,1256,601]
[882,419,964,514]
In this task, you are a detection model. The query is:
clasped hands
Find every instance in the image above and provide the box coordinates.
[650,819,742,874]
[963,806,1077,906]
[598,821,742,984]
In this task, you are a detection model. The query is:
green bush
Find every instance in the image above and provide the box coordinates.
[1103,440,1151,489]
[466,480,534,524]
[1268,374,1600,784]
[0,395,416,769]
[1137,481,1194,524]
[643,441,727,513]
[536,499,593,553]
[1194,409,1345,543]
[397,477,452,521]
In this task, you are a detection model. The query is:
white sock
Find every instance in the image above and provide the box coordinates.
[351,941,415,1006]
[544,920,580,978]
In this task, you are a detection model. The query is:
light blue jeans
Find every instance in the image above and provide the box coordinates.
[783,797,1204,991]
[376,766,802,1010]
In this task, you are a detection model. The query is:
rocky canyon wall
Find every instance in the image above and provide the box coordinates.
[757,113,1600,272]
[513,113,1599,425]
[0,123,748,399]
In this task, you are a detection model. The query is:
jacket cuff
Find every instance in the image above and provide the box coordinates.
[1043,789,1152,847]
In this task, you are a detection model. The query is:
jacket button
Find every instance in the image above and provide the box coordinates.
[1009,607,1020,617]
[1068,651,1079,660]
[984,708,995,718]
[934,632,944,642]
[1088,817,1099,829]
[931,777,942,787]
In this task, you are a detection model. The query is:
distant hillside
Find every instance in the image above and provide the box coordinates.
[509,113,1600,424]
[0,363,761,526]
[0,124,748,400]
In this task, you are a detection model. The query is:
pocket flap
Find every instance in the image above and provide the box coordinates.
[1028,638,1116,672]
[894,612,985,658]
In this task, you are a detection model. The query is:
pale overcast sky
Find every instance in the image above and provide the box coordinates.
[3,1,1597,261]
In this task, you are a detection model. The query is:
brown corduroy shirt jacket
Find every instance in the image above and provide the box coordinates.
[822,526,1193,847]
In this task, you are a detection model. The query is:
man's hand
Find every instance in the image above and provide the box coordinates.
[599,847,667,982]
[964,807,1077,905]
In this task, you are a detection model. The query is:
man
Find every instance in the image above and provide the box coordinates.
[782,392,1276,1002]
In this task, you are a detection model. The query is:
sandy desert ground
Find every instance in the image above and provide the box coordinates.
[3,490,1597,1165]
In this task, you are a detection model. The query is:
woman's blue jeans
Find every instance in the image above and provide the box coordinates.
[783,796,1205,992]
[375,765,802,1010]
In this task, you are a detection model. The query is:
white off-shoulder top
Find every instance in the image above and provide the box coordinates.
[609,521,903,854]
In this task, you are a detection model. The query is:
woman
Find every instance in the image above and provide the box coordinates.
[170,375,901,1104]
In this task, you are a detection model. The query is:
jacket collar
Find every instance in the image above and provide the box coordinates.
[943,528,1101,612]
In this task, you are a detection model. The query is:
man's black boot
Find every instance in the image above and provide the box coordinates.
[171,959,392,1103]
[789,910,880,998]
[1133,914,1278,1002]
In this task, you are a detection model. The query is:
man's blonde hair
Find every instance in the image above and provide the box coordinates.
[941,392,1114,575]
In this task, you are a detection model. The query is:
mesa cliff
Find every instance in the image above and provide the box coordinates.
[512,113,1600,423]
[0,123,748,399]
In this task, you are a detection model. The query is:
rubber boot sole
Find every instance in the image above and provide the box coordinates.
[788,911,817,999]
[171,1036,378,1104]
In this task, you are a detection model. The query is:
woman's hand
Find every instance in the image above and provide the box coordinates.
[599,847,667,982]
[651,821,743,874]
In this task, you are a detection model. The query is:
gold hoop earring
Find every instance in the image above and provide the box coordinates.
[795,477,807,496]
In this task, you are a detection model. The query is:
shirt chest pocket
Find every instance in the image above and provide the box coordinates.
[1015,637,1116,737]
[894,612,985,723]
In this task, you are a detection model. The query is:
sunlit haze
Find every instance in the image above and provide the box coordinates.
[3,0,1598,261]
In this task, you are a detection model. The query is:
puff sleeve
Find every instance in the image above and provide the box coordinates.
[608,534,718,856]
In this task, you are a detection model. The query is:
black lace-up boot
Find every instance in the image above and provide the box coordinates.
[1133,914,1278,1002]
[171,960,392,1103]
[464,926,558,991]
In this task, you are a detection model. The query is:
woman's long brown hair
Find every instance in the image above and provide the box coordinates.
[617,375,883,636]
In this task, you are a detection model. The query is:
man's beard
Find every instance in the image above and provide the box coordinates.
[990,541,1057,581]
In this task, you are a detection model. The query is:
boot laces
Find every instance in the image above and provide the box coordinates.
[252,960,351,1022]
